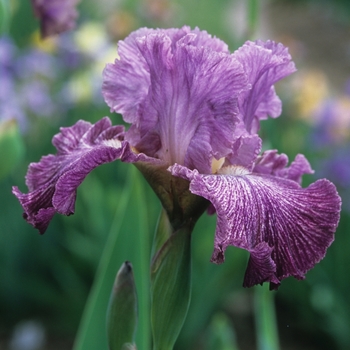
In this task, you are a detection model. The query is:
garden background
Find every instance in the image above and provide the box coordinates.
[1,0,350,349]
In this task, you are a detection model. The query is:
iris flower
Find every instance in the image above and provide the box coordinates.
[31,0,80,38]
[13,27,341,289]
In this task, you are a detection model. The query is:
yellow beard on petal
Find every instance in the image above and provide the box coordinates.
[131,146,140,154]
[211,157,225,174]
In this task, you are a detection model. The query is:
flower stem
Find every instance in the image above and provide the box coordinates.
[132,166,151,350]
[150,210,193,350]
[254,284,280,350]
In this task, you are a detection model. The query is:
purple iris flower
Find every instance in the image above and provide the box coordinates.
[13,26,341,289]
[31,0,80,38]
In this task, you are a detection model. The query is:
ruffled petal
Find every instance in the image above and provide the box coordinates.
[170,164,341,289]
[102,29,151,124]
[103,27,249,172]
[225,132,262,170]
[137,32,248,172]
[12,117,161,234]
[243,242,280,288]
[102,26,229,125]
[253,150,314,184]
[234,40,296,132]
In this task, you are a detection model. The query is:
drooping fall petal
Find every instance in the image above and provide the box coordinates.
[12,117,161,234]
[170,163,341,289]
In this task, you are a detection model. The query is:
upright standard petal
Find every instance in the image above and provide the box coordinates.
[13,118,134,234]
[234,40,296,133]
[103,27,249,173]
[170,163,341,289]
[102,26,230,124]
[225,132,262,171]
[31,0,80,38]
[138,33,248,172]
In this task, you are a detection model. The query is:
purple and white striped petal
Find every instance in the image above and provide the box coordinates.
[170,164,341,289]
[225,132,262,170]
[102,26,229,125]
[234,40,296,133]
[103,27,249,173]
[12,117,162,234]
[253,150,314,184]
[140,33,248,172]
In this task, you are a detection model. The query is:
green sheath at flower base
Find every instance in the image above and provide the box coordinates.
[150,215,193,350]
[151,209,173,258]
[107,261,138,350]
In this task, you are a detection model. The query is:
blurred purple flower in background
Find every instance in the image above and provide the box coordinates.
[315,145,350,212]
[318,147,350,187]
[31,0,80,38]
[288,71,350,214]
[308,85,350,213]
[0,36,60,131]
[15,48,57,80]
[13,26,341,289]
[0,27,113,131]
[0,37,29,130]
[311,96,350,148]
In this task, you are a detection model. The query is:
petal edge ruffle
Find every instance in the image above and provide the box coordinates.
[12,117,163,234]
[170,163,341,288]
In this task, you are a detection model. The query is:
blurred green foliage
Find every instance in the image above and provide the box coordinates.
[0,120,24,180]
[1,0,350,349]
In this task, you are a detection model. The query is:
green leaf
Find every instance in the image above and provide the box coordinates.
[151,209,173,258]
[107,261,138,350]
[0,0,10,34]
[73,166,151,350]
[150,215,192,350]
[207,313,239,350]
[121,344,137,350]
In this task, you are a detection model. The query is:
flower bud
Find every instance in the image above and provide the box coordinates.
[107,261,138,350]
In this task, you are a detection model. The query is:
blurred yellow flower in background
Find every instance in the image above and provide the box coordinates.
[293,69,329,122]
[31,30,57,53]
